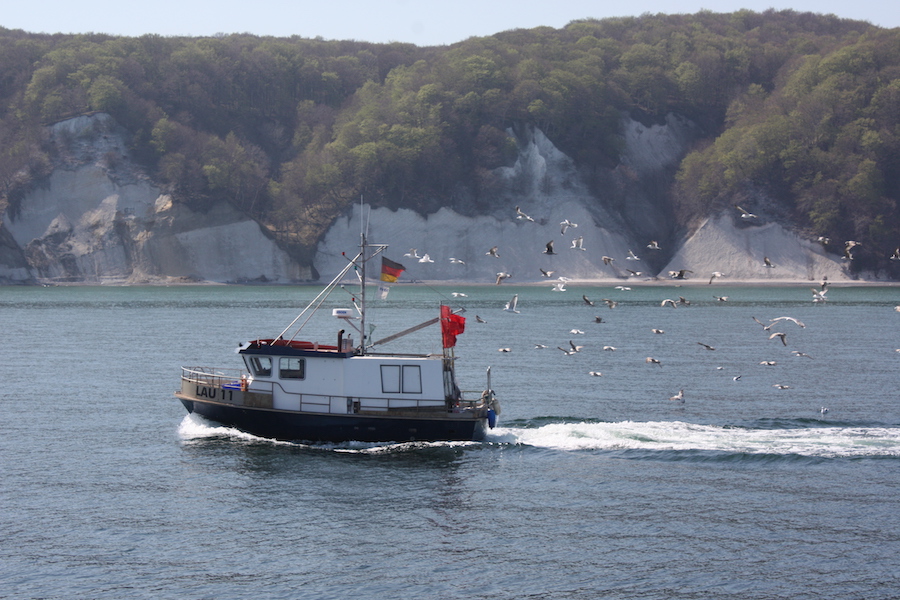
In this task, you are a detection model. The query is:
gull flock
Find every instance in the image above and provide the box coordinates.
[396,205,897,414]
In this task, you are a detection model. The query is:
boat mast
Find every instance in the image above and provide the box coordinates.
[359,227,367,355]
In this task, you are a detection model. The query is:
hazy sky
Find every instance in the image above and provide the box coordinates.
[4,0,898,45]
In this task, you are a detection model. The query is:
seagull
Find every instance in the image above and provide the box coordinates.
[557,276,571,283]
[540,268,555,278]
[602,256,615,265]
[752,316,774,330]
[817,236,831,245]
[626,249,640,261]
[498,347,512,352]
[588,371,603,377]
[713,295,729,302]
[669,389,685,403]
[651,328,665,334]
[843,240,861,260]
[602,299,618,309]
[769,332,787,345]
[764,256,775,268]
[647,240,661,250]
[570,236,585,251]
[557,346,576,356]
[733,375,742,381]
[486,246,500,258]
[551,282,567,292]
[736,205,757,219]
[811,287,828,303]
[451,292,468,297]
[418,253,434,263]
[560,219,578,234]
[770,316,805,328]
[593,316,605,323]
[678,296,691,306]
[543,240,556,255]
[569,340,585,352]
[534,344,548,349]
[404,248,420,259]
[773,384,791,389]
[669,269,693,279]
[697,342,715,351]
[709,271,725,284]
[496,272,511,285]
[760,360,777,366]
[661,298,677,308]
[646,357,662,366]
[626,269,642,277]
[820,407,829,414]
[891,247,900,261]
[449,257,466,264]
[570,329,585,336]
[475,315,487,323]
[503,294,520,313]
[615,286,632,291]
[603,345,617,351]
[582,295,595,306]
[791,350,813,358]
[515,206,535,222]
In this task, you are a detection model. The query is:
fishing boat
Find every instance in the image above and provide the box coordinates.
[175,235,500,443]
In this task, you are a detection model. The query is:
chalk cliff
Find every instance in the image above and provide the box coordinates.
[1,112,872,285]
[0,113,308,284]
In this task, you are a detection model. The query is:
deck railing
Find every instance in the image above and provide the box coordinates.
[181,367,486,415]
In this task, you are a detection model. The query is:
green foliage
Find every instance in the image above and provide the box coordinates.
[1,12,900,268]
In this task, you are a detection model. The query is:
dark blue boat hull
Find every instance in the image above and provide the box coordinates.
[179,397,488,443]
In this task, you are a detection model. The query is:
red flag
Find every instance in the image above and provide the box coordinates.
[440,305,466,348]
[380,257,405,282]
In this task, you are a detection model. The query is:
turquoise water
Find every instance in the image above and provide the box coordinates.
[1,283,899,599]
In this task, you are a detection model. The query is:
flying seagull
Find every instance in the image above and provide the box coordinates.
[560,219,578,234]
[486,246,500,258]
[626,249,640,261]
[588,371,603,377]
[602,256,615,265]
[583,295,595,306]
[449,257,466,264]
[602,299,618,309]
[551,282,567,292]
[770,331,789,346]
[669,389,685,403]
[736,205,757,219]
[709,271,725,284]
[647,240,661,250]
[697,342,715,351]
[540,268,555,278]
[475,315,487,323]
[646,357,662,366]
[571,236,585,251]
[543,240,556,255]
[764,256,775,268]
[669,269,693,279]
[403,248,420,259]
[515,206,535,222]
[770,316,805,328]
[504,294,520,313]
[496,272,511,285]
[418,254,434,263]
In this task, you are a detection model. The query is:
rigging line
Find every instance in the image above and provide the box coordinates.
[275,250,360,341]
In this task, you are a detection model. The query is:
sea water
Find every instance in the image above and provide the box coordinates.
[1,283,899,599]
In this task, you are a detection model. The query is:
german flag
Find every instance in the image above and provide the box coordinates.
[380,257,406,282]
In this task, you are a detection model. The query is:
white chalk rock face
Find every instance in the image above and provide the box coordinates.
[1,113,308,284]
[662,214,854,282]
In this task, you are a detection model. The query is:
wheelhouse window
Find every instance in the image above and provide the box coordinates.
[381,365,401,393]
[380,364,422,394]
[279,357,305,379]
[248,356,272,377]
[401,365,422,393]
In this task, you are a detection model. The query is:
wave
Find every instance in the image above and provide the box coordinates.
[178,414,900,459]
[485,419,900,458]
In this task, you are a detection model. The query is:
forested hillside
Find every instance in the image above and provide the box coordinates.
[1,10,898,272]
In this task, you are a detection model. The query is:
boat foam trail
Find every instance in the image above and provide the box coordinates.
[486,421,900,457]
